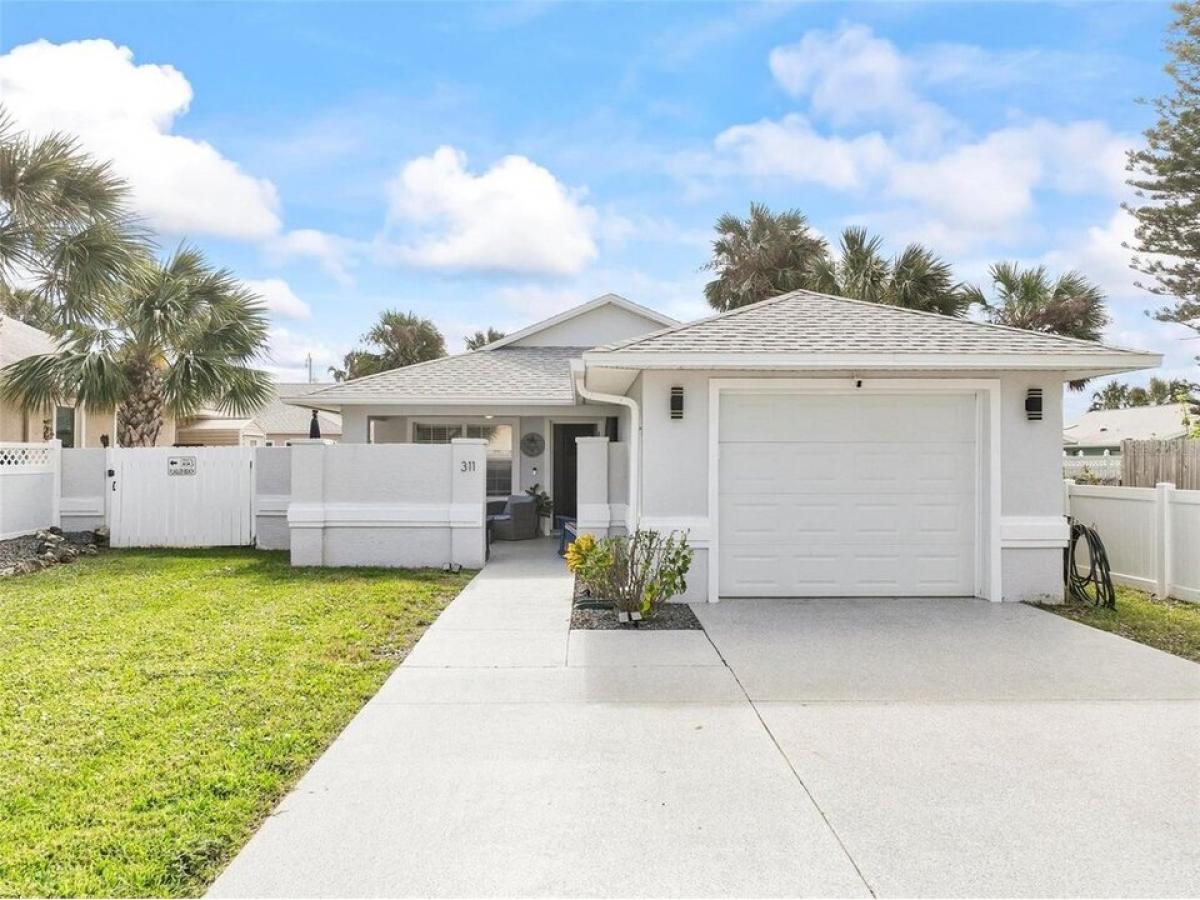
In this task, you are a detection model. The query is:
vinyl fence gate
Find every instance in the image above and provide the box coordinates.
[107,446,256,548]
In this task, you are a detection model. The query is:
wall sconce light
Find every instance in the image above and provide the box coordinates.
[670,386,684,419]
[1025,388,1043,421]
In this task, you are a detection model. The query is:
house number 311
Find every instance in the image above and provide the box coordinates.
[460,460,476,472]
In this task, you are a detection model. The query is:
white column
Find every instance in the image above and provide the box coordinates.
[49,438,62,529]
[1156,482,1174,599]
[287,441,330,566]
[575,436,610,537]
[450,438,487,567]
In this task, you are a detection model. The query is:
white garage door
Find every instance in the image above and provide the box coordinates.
[718,392,977,597]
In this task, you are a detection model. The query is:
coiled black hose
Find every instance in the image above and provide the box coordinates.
[1063,518,1116,608]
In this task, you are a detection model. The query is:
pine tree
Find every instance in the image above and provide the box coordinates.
[1126,1,1200,349]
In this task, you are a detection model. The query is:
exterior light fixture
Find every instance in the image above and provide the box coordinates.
[1025,388,1043,421]
[670,386,684,420]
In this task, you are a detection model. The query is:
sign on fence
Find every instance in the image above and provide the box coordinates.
[108,447,254,548]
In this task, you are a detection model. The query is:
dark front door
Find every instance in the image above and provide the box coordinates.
[552,423,596,521]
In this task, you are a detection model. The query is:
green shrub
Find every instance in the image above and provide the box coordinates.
[573,529,693,616]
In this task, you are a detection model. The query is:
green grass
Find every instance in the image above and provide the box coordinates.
[0,549,472,898]
[1038,586,1200,663]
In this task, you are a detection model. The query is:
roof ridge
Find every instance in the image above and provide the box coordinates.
[784,288,1149,354]
[303,348,486,398]
[600,291,801,352]
[594,288,1154,357]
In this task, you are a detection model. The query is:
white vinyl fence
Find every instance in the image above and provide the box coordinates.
[1062,450,1121,484]
[3,442,488,570]
[0,442,60,539]
[1066,480,1200,603]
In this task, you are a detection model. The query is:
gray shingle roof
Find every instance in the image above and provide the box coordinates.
[301,347,586,405]
[594,290,1152,358]
[1063,403,1196,447]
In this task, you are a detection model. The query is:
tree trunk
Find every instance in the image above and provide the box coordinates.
[117,363,166,447]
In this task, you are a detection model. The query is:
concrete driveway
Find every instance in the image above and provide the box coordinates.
[210,542,1200,898]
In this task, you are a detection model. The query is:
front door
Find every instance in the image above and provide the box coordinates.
[552,423,597,521]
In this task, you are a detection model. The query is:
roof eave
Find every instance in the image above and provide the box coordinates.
[285,395,579,410]
[582,350,1163,378]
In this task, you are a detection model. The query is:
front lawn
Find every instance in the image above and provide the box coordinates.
[0,549,471,898]
[1038,586,1200,663]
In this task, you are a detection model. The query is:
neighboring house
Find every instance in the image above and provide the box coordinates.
[294,290,1159,603]
[1063,403,1196,455]
[177,383,342,447]
[1,315,178,447]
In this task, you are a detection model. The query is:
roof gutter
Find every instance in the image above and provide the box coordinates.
[571,360,639,530]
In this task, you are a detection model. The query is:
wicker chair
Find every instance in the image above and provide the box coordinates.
[488,495,538,541]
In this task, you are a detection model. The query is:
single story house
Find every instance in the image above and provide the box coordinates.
[177,383,342,447]
[1063,403,1196,455]
[295,290,1159,603]
[1,315,178,447]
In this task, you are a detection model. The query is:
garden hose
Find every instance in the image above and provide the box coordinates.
[1063,518,1116,608]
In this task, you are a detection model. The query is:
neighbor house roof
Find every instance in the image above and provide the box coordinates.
[265,383,342,435]
[1063,403,1195,449]
[298,346,585,407]
[585,290,1160,378]
[0,315,57,368]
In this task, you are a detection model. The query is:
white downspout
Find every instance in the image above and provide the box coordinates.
[572,361,639,530]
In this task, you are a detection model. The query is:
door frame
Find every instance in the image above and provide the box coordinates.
[707,377,1002,603]
[549,418,602,520]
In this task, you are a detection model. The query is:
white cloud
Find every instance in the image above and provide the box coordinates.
[768,24,954,148]
[888,121,1128,244]
[700,25,1135,251]
[380,146,598,276]
[264,229,355,286]
[714,114,893,190]
[244,278,311,320]
[0,39,281,240]
[264,326,343,382]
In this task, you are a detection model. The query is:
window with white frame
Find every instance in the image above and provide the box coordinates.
[412,422,514,497]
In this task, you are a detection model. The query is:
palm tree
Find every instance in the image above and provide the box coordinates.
[0,109,148,329]
[0,247,273,446]
[0,285,57,331]
[965,262,1108,342]
[465,327,505,350]
[330,310,445,381]
[809,227,969,317]
[1090,380,1129,411]
[703,203,828,311]
[1146,376,1198,405]
[966,262,1108,391]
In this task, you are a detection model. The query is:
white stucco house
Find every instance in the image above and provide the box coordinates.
[295,290,1160,603]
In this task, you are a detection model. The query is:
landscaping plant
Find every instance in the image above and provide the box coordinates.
[567,529,692,620]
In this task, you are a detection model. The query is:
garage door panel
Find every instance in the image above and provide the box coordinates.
[719,392,977,598]
[719,393,975,443]
[720,493,973,546]
[723,442,971,495]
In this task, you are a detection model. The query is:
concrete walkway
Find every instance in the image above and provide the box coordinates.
[210,541,1200,898]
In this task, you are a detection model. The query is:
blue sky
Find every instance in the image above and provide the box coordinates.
[0,1,1191,417]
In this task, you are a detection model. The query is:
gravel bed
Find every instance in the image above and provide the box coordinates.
[0,529,103,576]
[570,602,704,630]
[0,535,39,567]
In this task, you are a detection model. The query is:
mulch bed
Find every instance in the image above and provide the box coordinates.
[570,602,704,630]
